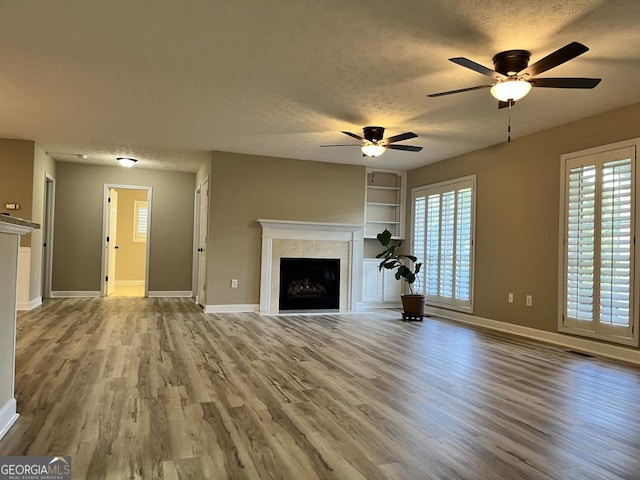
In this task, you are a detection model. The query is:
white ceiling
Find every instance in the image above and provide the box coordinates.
[1,0,639,173]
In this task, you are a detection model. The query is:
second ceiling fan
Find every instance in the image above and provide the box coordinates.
[321,126,423,158]
[427,42,601,107]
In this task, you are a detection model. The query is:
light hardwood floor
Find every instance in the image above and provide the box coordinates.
[1,298,640,479]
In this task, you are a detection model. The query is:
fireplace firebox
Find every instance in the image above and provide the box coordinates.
[279,258,340,311]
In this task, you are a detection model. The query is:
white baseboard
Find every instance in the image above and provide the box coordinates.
[426,306,640,366]
[0,398,19,441]
[206,305,357,315]
[205,304,259,314]
[361,302,402,310]
[17,296,42,311]
[50,291,101,298]
[147,291,193,298]
[115,280,145,286]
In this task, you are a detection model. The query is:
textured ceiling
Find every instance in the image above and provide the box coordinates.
[0,0,639,173]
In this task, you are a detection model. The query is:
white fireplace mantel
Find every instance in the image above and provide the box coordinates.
[258,219,364,314]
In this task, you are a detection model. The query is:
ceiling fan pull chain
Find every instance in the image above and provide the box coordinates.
[507,103,512,143]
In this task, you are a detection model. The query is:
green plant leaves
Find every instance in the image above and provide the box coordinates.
[376,229,393,247]
[376,229,421,293]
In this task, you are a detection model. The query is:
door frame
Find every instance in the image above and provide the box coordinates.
[41,173,56,299]
[192,184,201,298]
[100,184,153,297]
[193,177,208,306]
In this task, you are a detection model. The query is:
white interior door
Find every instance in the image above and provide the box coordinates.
[106,189,118,296]
[197,179,209,306]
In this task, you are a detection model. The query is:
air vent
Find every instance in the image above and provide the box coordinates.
[565,350,595,358]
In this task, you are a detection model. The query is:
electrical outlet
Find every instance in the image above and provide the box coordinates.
[231,279,238,288]
[526,295,532,307]
[508,293,514,303]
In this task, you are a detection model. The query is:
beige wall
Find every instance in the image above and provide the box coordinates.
[407,102,640,346]
[207,151,365,305]
[0,139,35,247]
[114,188,147,282]
[52,162,195,292]
[30,145,56,300]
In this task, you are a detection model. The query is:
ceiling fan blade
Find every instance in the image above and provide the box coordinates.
[518,42,589,78]
[449,57,506,80]
[320,144,360,147]
[531,77,601,89]
[385,132,418,144]
[341,131,364,141]
[427,84,493,97]
[387,145,423,152]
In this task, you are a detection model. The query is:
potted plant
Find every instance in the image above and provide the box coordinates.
[376,229,426,320]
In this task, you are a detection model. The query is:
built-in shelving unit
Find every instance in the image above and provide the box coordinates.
[364,169,406,239]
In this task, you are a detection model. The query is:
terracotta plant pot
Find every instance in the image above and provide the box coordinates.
[401,294,426,321]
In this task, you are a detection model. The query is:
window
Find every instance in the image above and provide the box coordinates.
[412,175,475,313]
[560,143,638,346]
[133,200,148,242]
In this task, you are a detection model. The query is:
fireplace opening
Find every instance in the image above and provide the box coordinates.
[279,258,340,311]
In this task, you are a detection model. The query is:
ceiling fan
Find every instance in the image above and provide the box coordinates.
[321,126,423,157]
[427,42,601,107]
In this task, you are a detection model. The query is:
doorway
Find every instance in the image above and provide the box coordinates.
[101,185,152,297]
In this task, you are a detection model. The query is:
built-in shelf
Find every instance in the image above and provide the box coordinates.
[364,169,406,239]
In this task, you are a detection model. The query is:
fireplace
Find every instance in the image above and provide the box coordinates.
[279,258,340,311]
[258,219,364,314]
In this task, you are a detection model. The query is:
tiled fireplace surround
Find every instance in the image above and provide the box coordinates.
[258,219,364,314]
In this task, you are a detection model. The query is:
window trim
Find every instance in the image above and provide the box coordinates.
[411,174,477,314]
[558,138,640,347]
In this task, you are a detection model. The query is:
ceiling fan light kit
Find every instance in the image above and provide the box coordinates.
[361,143,386,157]
[490,78,532,102]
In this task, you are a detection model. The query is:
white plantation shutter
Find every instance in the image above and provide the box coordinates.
[425,194,440,296]
[455,188,473,302]
[413,195,426,289]
[599,158,632,329]
[440,191,455,298]
[134,200,148,242]
[566,163,596,322]
[413,176,475,312]
[562,145,637,344]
